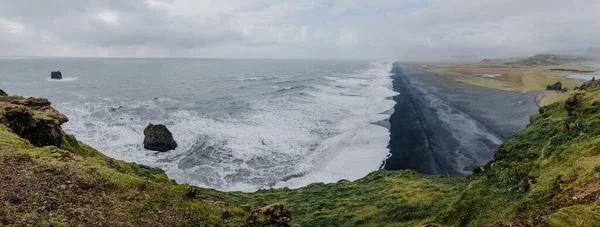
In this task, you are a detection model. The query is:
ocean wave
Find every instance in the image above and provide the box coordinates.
[226,76,283,82]
[57,60,398,192]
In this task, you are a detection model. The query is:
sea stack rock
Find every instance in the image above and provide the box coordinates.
[143,123,177,152]
[51,71,63,80]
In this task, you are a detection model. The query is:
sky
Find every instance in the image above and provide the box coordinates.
[0,0,598,60]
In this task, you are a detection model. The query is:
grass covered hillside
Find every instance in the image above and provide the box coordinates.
[2,81,600,226]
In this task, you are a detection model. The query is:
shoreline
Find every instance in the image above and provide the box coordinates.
[383,63,539,175]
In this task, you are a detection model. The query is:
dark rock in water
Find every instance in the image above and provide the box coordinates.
[0,89,7,96]
[51,71,62,80]
[546,81,563,91]
[109,106,123,112]
[143,123,177,152]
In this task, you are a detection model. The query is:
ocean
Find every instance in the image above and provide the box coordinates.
[0,58,396,192]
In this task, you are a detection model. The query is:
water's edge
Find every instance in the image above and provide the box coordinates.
[383,63,502,175]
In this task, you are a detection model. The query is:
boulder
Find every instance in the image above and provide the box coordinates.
[1,106,63,147]
[51,71,62,80]
[143,124,177,152]
[546,81,563,91]
[248,203,292,227]
[0,89,7,96]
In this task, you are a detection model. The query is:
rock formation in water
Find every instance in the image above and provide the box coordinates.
[143,123,178,152]
[51,71,63,80]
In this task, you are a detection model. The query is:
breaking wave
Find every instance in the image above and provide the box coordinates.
[53,60,396,192]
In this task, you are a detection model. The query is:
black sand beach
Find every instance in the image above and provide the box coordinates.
[383,63,540,175]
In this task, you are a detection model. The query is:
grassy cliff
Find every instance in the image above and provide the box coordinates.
[1,82,600,226]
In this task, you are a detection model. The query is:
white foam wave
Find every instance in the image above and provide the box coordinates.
[46,77,79,82]
[58,61,397,192]
[226,75,283,82]
[275,61,397,188]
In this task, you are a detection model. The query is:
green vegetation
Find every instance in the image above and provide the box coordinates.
[2,81,600,226]
[199,171,465,227]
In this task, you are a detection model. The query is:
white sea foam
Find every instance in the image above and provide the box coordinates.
[46,77,79,82]
[275,61,397,188]
[58,61,396,192]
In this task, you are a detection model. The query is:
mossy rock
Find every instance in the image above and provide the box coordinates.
[1,105,63,147]
[143,123,177,152]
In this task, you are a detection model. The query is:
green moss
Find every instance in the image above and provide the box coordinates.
[59,134,104,157]
[545,203,600,226]
[198,171,465,227]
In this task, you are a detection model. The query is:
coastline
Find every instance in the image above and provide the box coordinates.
[383,63,539,175]
[2,68,600,225]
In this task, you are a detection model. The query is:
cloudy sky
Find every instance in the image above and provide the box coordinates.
[0,0,598,60]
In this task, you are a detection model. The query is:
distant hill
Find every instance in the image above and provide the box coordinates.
[585,47,600,57]
[449,55,478,61]
[480,57,524,65]
[506,54,594,66]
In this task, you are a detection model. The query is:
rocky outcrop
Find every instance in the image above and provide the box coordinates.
[546,81,566,92]
[51,71,62,80]
[0,96,67,147]
[0,89,7,96]
[575,77,598,91]
[143,123,177,152]
[248,204,292,227]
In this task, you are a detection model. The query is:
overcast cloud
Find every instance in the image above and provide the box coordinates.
[0,0,598,60]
